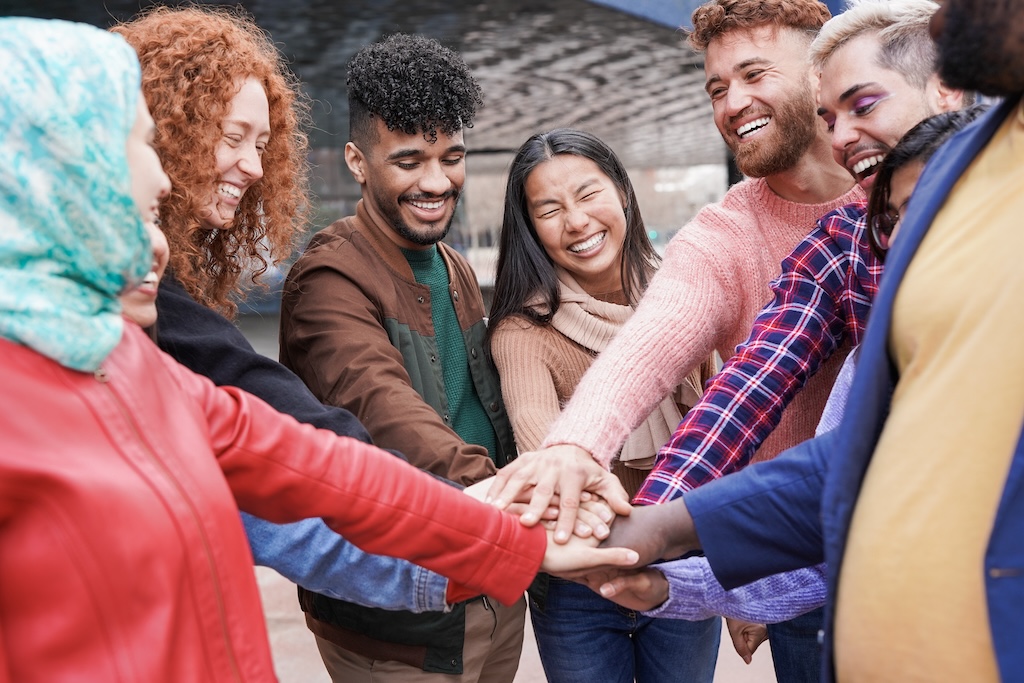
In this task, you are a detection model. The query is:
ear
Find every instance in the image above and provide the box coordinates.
[928,73,965,113]
[344,141,367,185]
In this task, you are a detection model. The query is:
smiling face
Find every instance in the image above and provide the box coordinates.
[345,118,465,250]
[200,76,270,230]
[704,25,821,178]
[120,220,170,328]
[817,33,940,190]
[524,154,627,296]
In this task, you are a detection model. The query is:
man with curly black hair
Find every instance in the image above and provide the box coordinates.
[279,34,526,683]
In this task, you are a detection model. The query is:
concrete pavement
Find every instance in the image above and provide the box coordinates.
[255,567,777,682]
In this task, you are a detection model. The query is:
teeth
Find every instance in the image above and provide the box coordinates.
[852,155,885,176]
[143,271,159,285]
[568,232,605,253]
[737,117,771,138]
[217,183,242,199]
[410,198,444,210]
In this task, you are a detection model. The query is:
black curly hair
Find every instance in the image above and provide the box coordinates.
[347,33,483,146]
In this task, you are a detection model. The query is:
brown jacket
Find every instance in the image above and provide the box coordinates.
[280,200,514,485]
[278,201,518,674]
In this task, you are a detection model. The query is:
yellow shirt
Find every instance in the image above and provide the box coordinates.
[835,103,1024,682]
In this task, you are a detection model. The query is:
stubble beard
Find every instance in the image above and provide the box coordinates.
[730,79,819,178]
[374,188,461,246]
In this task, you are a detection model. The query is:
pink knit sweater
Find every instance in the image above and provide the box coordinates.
[542,177,864,468]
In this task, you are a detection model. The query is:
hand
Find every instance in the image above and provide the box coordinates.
[465,477,610,539]
[726,618,768,665]
[487,444,631,544]
[599,498,700,566]
[589,567,670,611]
[540,526,639,577]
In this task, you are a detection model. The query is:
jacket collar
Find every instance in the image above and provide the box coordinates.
[353,199,456,284]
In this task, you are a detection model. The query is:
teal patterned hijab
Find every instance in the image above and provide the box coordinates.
[0,18,150,372]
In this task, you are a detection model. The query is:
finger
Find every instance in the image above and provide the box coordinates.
[570,546,641,571]
[505,502,559,520]
[592,478,632,518]
[485,461,517,504]
[574,506,609,540]
[522,470,559,529]
[487,458,539,509]
[554,481,582,544]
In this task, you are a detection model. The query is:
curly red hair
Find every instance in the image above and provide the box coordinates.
[113,5,310,316]
[688,0,832,52]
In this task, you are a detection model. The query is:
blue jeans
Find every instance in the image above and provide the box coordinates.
[530,578,720,683]
[766,606,824,682]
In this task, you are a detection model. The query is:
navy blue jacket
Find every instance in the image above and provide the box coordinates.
[686,99,1024,682]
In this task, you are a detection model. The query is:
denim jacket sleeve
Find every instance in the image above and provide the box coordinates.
[242,513,449,613]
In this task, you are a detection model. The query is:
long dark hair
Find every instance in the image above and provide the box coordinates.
[487,129,661,345]
[867,103,989,260]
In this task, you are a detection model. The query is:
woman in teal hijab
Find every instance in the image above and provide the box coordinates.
[0,20,636,682]
[0,19,153,371]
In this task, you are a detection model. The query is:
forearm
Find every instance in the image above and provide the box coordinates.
[174,363,545,605]
[684,434,831,590]
[491,323,566,452]
[646,558,827,623]
[242,513,449,612]
[636,238,850,504]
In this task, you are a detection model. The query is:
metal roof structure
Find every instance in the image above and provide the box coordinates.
[14,0,727,172]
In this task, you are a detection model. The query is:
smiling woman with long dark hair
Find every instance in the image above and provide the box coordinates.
[488,128,720,683]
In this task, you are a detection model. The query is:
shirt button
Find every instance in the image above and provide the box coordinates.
[444,414,451,422]
[470,348,478,359]
[453,290,459,301]
[417,296,425,304]
[430,354,437,363]
[489,402,499,411]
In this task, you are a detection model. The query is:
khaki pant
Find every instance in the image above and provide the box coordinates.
[314,596,526,683]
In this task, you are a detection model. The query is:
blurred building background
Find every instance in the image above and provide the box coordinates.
[6,0,845,302]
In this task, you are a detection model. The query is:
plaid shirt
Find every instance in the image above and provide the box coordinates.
[635,200,882,504]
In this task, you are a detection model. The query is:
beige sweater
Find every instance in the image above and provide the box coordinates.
[491,314,711,496]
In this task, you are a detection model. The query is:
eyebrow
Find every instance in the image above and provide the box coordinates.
[530,179,599,208]
[386,144,466,161]
[223,118,271,137]
[705,57,771,93]
[817,82,877,116]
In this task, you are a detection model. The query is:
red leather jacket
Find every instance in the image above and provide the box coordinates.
[0,326,544,682]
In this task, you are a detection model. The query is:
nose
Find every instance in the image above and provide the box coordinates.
[237,143,265,182]
[831,116,859,159]
[564,205,588,232]
[418,160,452,196]
[723,83,753,120]
[157,167,171,199]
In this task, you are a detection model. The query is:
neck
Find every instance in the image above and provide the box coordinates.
[764,130,854,204]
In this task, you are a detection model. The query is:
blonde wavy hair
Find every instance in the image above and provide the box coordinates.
[113,5,310,316]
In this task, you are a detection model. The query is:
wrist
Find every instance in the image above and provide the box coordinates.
[658,498,699,560]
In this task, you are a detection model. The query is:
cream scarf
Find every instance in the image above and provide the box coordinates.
[540,268,704,469]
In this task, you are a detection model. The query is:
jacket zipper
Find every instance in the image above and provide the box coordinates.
[96,367,245,682]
